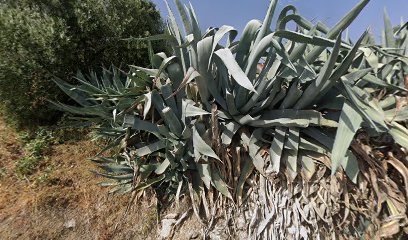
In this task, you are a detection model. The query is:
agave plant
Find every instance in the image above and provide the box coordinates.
[54,0,408,238]
[50,65,152,150]
[353,12,408,150]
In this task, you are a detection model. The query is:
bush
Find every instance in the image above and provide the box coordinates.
[16,129,52,177]
[0,5,69,126]
[0,0,163,127]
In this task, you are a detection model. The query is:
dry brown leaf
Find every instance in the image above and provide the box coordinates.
[387,153,408,200]
[380,220,400,237]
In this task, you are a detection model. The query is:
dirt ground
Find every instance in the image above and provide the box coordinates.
[0,118,201,240]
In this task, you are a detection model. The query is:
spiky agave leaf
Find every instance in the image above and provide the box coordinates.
[357,11,408,158]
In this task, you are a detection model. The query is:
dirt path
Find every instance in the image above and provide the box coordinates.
[0,119,160,240]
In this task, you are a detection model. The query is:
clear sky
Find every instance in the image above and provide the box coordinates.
[150,0,408,41]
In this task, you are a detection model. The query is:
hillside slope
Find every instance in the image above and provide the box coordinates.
[0,118,162,240]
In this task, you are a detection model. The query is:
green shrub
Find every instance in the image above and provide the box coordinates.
[16,128,53,178]
[0,5,69,126]
[16,156,43,177]
[0,0,164,127]
[0,167,6,179]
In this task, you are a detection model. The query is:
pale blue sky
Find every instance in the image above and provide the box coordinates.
[151,0,408,41]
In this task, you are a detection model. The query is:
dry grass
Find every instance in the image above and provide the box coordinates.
[0,118,200,239]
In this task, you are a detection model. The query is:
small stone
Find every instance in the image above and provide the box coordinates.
[64,219,76,229]
[189,232,199,239]
[164,213,178,219]
[159,219,177,239]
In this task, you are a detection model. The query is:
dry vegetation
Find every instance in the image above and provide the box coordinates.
[0,118,202,239]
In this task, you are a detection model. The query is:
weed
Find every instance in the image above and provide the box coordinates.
[51,127,90,144]
[14,125,90,179]
[0,167,6,179]
[35,166,54,185]
[15,129,53,178]
[16,156,42,177]
[141,206,157,236]
[18,131,32,144]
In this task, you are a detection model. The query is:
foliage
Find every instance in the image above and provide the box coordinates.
[35,166,55,185]
[18,0,165,69]
[16,129,53,177]
[0,167,6,179]
[55,0,408,238]
[16,156,43,177]
[0,0,163,127]
[356,10,408,148]
[0,5,69,126]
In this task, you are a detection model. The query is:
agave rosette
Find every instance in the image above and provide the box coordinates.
[55,0,408,237]
[118,0,378,192]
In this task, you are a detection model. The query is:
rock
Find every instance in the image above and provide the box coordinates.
[64,219,76,229]
[159,218,177,239]
[189,232,199,239]
[164,213,179,219]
